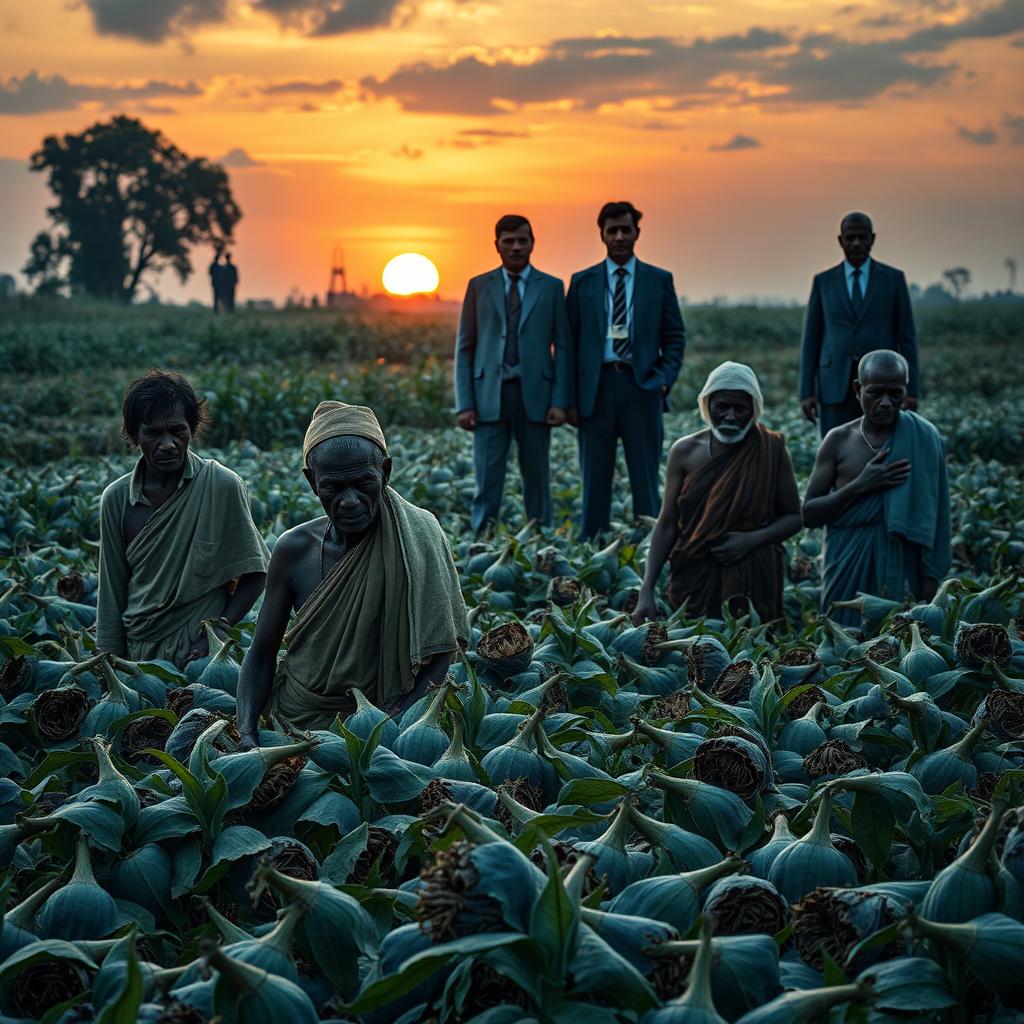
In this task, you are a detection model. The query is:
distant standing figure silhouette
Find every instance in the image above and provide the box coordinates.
[222,253,239,312]
[209,252,225,312]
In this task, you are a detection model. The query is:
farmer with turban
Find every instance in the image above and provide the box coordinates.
[634,361,802,623]
[237,401,468,745]
[803,350,950,627]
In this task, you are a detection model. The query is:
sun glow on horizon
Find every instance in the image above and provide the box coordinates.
[382,252,440,295]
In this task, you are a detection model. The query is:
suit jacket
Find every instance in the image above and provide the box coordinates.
[799,260,918,405]
[566,259,686,419]
[454,267,572,424]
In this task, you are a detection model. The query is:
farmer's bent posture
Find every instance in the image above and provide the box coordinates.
[803,350,951,627]
[96,371,269,666]
[633,361,801,624]
[236,401,468,745]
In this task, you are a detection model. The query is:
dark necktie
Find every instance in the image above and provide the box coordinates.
[611,266,629,359]
[505,273,521,367]
[851,267,864,314]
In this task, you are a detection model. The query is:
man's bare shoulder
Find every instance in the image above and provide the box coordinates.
[668,430,710,470]
[820,420,859,455]
[271,517,327,560]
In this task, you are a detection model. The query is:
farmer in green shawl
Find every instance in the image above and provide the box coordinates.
[236,401,469,746]
[96,370,270,666]
[803,350,951,627]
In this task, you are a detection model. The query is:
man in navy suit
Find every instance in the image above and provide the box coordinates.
[455,214,572,534]
[800,212,919,437]
[567,201,686,540]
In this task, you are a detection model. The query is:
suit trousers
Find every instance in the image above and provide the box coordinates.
[578,364,663,540]
[818,394,863,438]
[471,379,552,533]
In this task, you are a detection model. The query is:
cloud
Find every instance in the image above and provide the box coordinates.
[362,29,791,114]
[82,0,451,41]
[458,127,529,139]
[709,133,761,151]
[261,78,346,95]
[957,123,998,144]
[0,69,202,115]
[1002,111,1024,143]
[217,146,264,167]
[80,0,230,43]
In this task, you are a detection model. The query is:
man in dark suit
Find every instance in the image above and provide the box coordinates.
[222,252,239,312]
[800,211,919,437]
[455,214,572,534]
[567,201,686,540]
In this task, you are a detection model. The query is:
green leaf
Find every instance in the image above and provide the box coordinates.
[344,932,533,1013]
[821,947,848,987]
[529,839,578,985]
[171,839,203,899]
[851,791,895,872]
[96,935,143,1024]
[556,778,629,807]
[0,635,36,657]
[320,822,370,884]
[40,798,125,851]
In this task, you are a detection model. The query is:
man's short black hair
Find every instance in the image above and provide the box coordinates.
[121,370,210,446]
[494,214,533,240]
[598,201,642,230]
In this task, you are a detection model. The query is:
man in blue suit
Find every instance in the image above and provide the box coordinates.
[800,211,919,437]
[567,201,686,540]
[455,214,572,534]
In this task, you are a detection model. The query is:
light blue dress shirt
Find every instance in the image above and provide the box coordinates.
[501,264,530,380]
[843,257,871,302]
[603,255,636,362]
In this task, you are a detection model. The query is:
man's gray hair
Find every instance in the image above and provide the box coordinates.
[857,349,908,384]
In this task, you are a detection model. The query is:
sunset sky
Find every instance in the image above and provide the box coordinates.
[1,0,1022,304]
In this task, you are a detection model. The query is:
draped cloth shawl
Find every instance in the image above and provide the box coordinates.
[269,487,469,730]
[823,410,951,626]
[668,425,787,621]
[110,456,269,665]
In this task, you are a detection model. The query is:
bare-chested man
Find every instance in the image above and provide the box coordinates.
[803,350,950,627]
[236,401,468,748]
[97,371,269,666]
[634,361,802,624]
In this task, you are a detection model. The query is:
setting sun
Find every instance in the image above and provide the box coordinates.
[382,253,440,296]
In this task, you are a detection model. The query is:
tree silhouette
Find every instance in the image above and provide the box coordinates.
[23,116,241,303]
[1006,257,1018,292]
[942,267,970,300]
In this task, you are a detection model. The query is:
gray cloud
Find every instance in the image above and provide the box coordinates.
[363,16,975,114]
[897,0,1024,51]
[260,78,345,95]
[0,69,202,115]
[82,0,433,41]
[709,133,761,151]
[217,146,264,167]
[957,123,998,144]
[81,0,229,43]
[362,29,790,114]
[1002,111,1024,143]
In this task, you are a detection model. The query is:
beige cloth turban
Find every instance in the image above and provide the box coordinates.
[698,361,764,425]
[302,401,388,469]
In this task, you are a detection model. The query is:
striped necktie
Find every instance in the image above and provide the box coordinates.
[505,273,521,366]
[611,266,629,359]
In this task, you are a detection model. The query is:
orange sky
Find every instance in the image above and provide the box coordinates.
[1,0,1022,303]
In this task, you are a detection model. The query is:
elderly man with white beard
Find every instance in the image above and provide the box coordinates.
[633,361,802,624]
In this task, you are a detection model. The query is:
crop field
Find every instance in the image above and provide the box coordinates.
[1,299,1024,1023]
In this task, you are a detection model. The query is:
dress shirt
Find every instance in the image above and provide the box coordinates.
[603,255,636,363]
[501,264,530,380]
[843,257,871,302]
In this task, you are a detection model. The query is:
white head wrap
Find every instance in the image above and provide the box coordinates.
[697,361,764,425]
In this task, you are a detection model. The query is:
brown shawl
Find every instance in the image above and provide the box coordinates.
[668,425,786,622]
